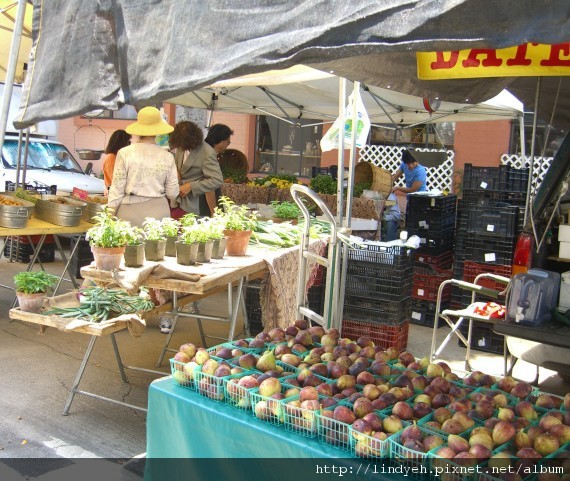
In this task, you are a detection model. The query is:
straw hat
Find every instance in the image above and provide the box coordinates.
[126,107,174,136]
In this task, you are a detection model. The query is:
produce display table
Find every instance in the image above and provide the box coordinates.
[81,242,325,367]
[0,217,93,300]
[145,378,403,481]
[9,300,164,415]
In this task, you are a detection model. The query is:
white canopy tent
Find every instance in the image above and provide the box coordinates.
[168,66,523,128]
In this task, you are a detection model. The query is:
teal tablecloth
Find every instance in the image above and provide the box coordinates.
[145,378,414,481]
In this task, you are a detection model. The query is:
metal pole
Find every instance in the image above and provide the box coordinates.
[519,114,528,224]
[0,0,27,157]
[524,78,541,226]
[336,78,346,226]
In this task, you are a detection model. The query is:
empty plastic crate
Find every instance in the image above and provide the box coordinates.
[410,298,448,328]
[343,296,411,324]
[406,193,457,214]
[467,205,519,238]
[412,227,455,253]
[414,249,453,269]
[346,243,414,270]
[405,211,456,231]
[345,263,413,301]
[458,320,506,355]
[412,265,453,302]
[463,261,512,291]
[341,319,409,350]
[462,164,509,191]
[464,235,515,265]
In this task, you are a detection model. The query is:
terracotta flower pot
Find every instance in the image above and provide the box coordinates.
[223,229,252,256]
[124,244,145,268]
[196,240,214,263]
[175,241,199,266]
[272,217,298,225]
[16,291,47,313]
[91,245,126,271]
[145,239,166,261]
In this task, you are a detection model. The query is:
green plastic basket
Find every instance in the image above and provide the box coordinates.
[169,359,201,390]
[390,424,446,476]
[315,407,355,451]
[282,395,340,438]
[194,368,238,402]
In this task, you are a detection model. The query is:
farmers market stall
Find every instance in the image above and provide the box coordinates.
[144,324,570,479]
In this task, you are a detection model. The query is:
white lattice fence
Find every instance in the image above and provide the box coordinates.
[359,145,454,192]
[501,154,552,195]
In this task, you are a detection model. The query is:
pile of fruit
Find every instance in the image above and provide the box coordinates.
[170,320,569,477]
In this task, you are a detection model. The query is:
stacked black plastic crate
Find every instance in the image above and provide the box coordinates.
[342,243,413,349]
[405,194,457,328]
[3,235,55,263]
[454,163,528,354]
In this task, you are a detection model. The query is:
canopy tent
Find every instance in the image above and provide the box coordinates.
[0,0,31,84]
[10,0,570,131]
[168,66,523,128]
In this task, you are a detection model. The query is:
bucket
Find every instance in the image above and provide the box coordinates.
[354,162,392,198]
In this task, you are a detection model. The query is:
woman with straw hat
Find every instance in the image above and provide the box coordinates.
[108,107,179,226]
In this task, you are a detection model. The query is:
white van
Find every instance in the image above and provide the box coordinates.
[1,135,105,195]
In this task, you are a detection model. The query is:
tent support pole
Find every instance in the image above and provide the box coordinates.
[519,114,528,225]
[525,77,541,231]
[0,0,26,158]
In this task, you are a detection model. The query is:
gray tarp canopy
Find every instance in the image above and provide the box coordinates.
[13,0,570,130]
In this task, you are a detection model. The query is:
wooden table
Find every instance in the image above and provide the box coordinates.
[1,217,93,298]
[9,302,164,415]
[81,251,270,367]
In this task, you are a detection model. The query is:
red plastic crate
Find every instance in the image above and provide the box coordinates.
[413,249,453,269]
[463,261,512,291]
[412,265,453,302]
[341,319,409,350]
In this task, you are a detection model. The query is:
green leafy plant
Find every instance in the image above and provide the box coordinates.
[310,174,337,195]
[271,200,301,219]
[178,225,199,245]
[352,182,372,198]
[124,226,145,246]
[86,206,131,247]
[180,212,197,227]
[142,218,166,241]
[13,271,59,294]
[214,196,258,231]
[161,217,181,237]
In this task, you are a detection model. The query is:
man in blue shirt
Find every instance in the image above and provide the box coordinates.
[392,149,428,194]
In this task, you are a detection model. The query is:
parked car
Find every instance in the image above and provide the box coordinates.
[1,135,105,195]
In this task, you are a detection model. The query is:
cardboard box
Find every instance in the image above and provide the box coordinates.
[559,241,570,259]
[559,224,570,242]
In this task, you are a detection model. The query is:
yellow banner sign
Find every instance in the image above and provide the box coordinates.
[417,43,570,79]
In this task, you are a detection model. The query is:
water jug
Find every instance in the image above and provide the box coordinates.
[506,269,560,326]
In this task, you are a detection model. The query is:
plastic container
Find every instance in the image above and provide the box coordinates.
[506,269,561,326]
[560,271,570,309]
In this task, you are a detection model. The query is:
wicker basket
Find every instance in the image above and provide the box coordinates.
[218,149,248,182]
[354,162,392,198]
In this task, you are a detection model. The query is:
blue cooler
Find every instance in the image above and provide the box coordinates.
[506,269,560,325]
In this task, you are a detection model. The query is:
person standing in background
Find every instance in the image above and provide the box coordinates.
[391,149,428,195]
[102,129,131,195]
[168,121,223,219]
[202,124,234,216]
[107,107,179,226]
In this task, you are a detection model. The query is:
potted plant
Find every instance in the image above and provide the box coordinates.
[208,217,227,259]
[86,206,130,271]
[271,200,301,225]
[194,219,215,263]
[13,271,59,313]
[143,218,167,261]
[214,196,258,256]
[180,212,197,227]
[123,226,145,268]
[175,225,200,265]
[161,217,181,257]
